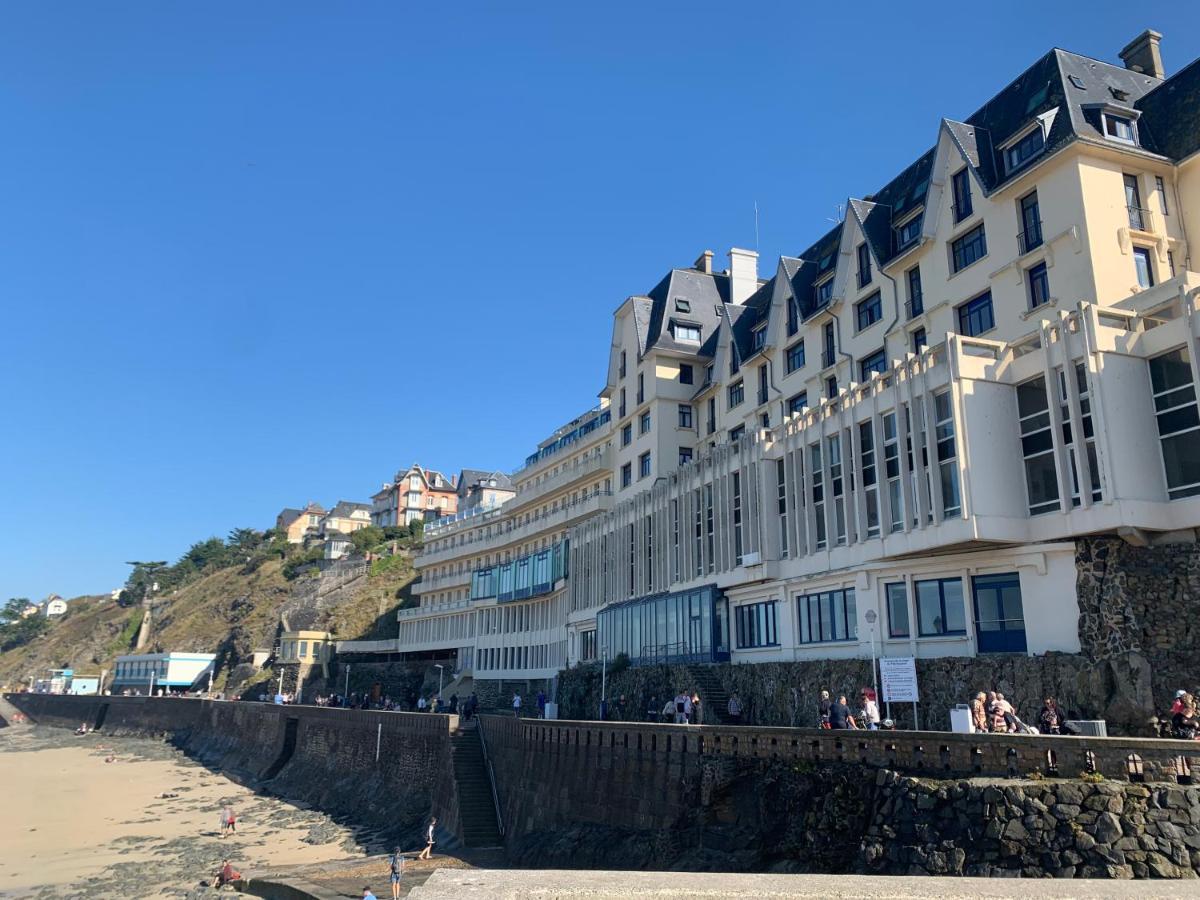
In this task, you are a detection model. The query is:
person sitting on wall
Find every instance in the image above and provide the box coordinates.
[1039,697,1065,735]
[1173,693,1199,740]
[214,859,242,887]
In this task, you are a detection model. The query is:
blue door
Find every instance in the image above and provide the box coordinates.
[972,573,1027,653]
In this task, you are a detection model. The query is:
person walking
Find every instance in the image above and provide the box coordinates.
[673,692,688,724]
[859,688,880,730]
[512,692,522,718]
[388,846,405,899]
[817,690,833,728]
[449,693,459,715]
[971,692,989,733]
[682,693,694,725]
[727,693,743,724]
[537,689,547,719]
[418,817,437,860]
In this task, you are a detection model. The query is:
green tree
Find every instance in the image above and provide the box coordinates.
[350,525,384,554]
[0,598,49,651]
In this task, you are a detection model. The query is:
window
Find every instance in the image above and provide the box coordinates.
[856,291,882,331]
[787,392,807,414]
[860,420,879,538]
[797,588,857,643]
[1134,247,1155,288]
[579,630,597,662]
[1018,375,1060,515]
[859,349,887,381]
[1125,174,1146,230]
[728,380,744,409]
[1156,175,1169,216]
[735,600,779,648]
[933,390,960,517]
[638,452,651,479]
[815,276,834,307]
[637,372,644,404]
[621,463,632,488]
[829,433,847,545]
[951,223,987,272]
[704,365,713,385]
[896,212,922,249]
[619,351,626,378]
[857,242,872,288]
[1005,125,1045,172]
[972,572,1027,654]
[787,297,799,336]
[776,459,789,558]
[912,328,928,353]
[826,376,838,399]
[752,325,766,351]
[1058,363,1101,506]
[957,291,994,336]
[1169,251,1176,278]
[885,583,910,638]
[952,168,973,222]
[619,387,626,418]
[731,471,744,564]
[639,411,651,434]
[678,446,693,466]
[729,425,745,442]
[673,322,701,342]
[621,423,632,446]
[1018,190,1042,253]
[906,266,923,318]
[1027,261,1050,309]
[706,398,716,434]
[786,340,805,374]
[756,364,768,405]
[1104,113,1136,144]
[883,412,902,532]
[674,298,691,313]
[809,442,825,549]
[1149,349,1200,499]
[678,404,693,429]
[679,363,694,385]
[915,577,966,636]
[822,321,835,368]
[729,348,739,376]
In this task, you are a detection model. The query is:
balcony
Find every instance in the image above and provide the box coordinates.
[412,567,471,595]
[757,388,769,406]
[905,296,924,320]
[471,540,569,602]
[952,200,973,223]
[1127,205,1153,233]
[509,445,612,512]
[1017,220,1043,255]
[821,348,836,368]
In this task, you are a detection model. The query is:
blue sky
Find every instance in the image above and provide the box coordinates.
[2,3,1197,601]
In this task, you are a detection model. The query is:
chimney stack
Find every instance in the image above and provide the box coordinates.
[694,249,714,274]
[1119,29,1165,80]
[728,248,759,305]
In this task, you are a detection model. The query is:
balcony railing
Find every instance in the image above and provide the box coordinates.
[1017,220,1043,254]
[471,539,569,603]
[1127,205,1152,232]
[905,296,924,319]
[757,388,769,406]
[952,201,973,222]
[521,408,611,470]
[821,348,836,368]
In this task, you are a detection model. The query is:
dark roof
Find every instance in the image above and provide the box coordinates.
[1136,54,1200,160]
[730,278,775,362]
[791,224,843,319]
[639,267,732,359]
[277,508,302,527]
[457,469,514,493]
[327,501,371,518]
[852,148,936,266]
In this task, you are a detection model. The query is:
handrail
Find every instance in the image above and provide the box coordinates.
[475,717,506,838]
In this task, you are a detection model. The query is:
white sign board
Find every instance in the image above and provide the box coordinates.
[880,656,919,703]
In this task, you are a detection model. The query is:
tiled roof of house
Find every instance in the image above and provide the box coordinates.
[1136,54,1200,160]
[327,501,371,518]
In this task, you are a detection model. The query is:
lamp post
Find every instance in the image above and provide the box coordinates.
[864,609,881,720]
[99,668,108,696]
[344,663,351,698]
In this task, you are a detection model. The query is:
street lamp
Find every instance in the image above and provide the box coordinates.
[344,663,351,698]
[864,609,880,715]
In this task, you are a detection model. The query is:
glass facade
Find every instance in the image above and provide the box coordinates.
[597,584,730,665]
[471,540,569,603]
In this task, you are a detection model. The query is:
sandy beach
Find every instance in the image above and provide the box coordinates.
[0,725,374,899]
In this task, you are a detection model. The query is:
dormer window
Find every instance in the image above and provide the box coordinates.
[674,298,691,313]
[671,320,701,343]
[814,276,834,308]
[1103,113,1136,144]
[752,327,766,352]
[894,210,923,250]
[1003,124,1046,173]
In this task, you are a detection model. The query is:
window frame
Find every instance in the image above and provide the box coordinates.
[885,582,910,639]
[956,290,995,337]
[1133,246,1155,289]
[856,242,873,289]
[859,348,887,381]
[638,451,651,479]
[914,577,966,637]
[734,600,780,649]
[950,223,988,273]
[951,167,973,222]
[727,380,744,410]
[677,403,693,429]
[786,340,805,374]
[855,290,882,332]
[796,588,858,644]
[679,363,694,385]
[1026,260,1051,309]
[672,320,702,343]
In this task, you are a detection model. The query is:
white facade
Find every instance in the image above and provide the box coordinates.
[112,652,217,692]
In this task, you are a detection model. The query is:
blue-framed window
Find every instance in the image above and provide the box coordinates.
[915,577,966,636]
[857,242,873,288]
[1027,261,1050,309]
[952,168,972,221]
[752,325,766,351]
[796,588,857,644]
[815,276,834,308]
[906,266,923,317]
[912,328,928,353]
[859,349,887,381]
[972,572,1027,653]
[620,463,632,488]
[735,600,779,648]
[787,297,799,336]
[957,291,994,337]
[1005,126,1045,172]
[856,291,882,331]
[621,423,632,446]
[640,411,651,434]
[951,224,987,272]
[786,340,805,374]
[1134,246,1155,288]
[638,451,651,479]
[729,424,745,442]
[885,582,910,638]
[826,376,838,399]
[896,213,922,249]
[787,392,807,414]
[728,380,744,409]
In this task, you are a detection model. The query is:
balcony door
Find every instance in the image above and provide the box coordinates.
[972,573,1026,654]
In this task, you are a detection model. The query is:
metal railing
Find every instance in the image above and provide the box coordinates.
[821,349,836,368]
[952,200,973,223]
[638,641,709,666]
[1127,205,1152,232]
[905,297,924,319]
[1017,220,1043,254]
[476,717,506,838]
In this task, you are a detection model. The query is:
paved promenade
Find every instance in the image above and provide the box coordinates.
[407,869,1200,899]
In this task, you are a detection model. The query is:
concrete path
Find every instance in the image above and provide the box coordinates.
[406,869,1200,899]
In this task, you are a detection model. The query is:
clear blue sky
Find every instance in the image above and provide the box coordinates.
[2,2,1196,601]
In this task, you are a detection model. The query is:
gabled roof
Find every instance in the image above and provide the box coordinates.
[790,223,843,320]
[327,501,371,518]
[457,469,514,493]
[730,278,775,362]
[277,508,302,527]
[852,148,936,267]
[1136,54,1200,160]
[638,267,733,359]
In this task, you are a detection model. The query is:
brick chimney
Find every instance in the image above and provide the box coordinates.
[1119,29,1165,79]
[728,247,759,305]
[693,249,714,274]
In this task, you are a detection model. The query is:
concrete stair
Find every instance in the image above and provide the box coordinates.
[450,722,502,848]
[686,664,736,725]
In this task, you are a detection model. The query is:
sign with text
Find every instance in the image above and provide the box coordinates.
[880,656,919,703]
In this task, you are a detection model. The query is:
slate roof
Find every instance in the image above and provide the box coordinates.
[457,469,514,493]
[638,267,733,359]
[730,278,776,362]
[791,224,844,320]
[327,501,371,518]
[1137,55,1200,160]
[277,508,302,527]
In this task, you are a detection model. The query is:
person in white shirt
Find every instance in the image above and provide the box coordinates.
[860,688,881,730]
[512,693,522,717]
[417,817,437,860]
[416,696,427,712]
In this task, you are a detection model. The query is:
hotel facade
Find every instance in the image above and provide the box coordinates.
[367,31,1200,689]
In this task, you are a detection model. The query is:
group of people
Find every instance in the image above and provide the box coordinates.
[1170,690,1200,739]
[510,690,549,718]
[969,691,1076,735]
[817,688,884,730]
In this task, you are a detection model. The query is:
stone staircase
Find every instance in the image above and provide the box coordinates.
[450,721,502,848]
[686,664,736,725]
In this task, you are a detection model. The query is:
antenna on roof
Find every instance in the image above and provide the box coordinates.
[754,201,760,252]
[827,202,845,225]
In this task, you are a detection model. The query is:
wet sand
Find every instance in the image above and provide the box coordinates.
[0,725,372,899]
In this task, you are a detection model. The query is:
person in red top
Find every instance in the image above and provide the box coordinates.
[215,859,242,886]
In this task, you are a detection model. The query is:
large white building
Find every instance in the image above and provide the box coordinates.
[387,29,1200,686]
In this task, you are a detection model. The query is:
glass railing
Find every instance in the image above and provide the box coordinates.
[521,409,611,469]
[471,540,569,602]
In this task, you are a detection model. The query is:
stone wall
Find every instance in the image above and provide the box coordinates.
[481,714,1200,878]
